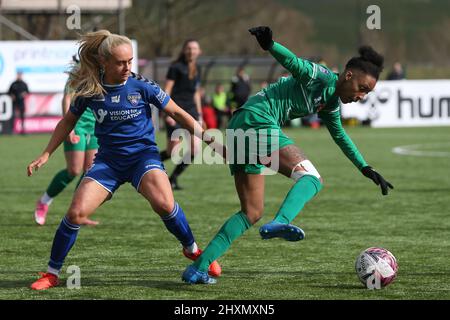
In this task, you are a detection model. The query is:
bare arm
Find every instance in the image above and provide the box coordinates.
[61,93,72,115]
[27,112,79,176]
[163,98,203,138]
[62,92,80,143]
[163,98,226,158]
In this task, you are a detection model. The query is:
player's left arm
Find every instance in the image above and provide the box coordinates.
[164,99,203,138]
[145,80,226,158]
[249,26,313,82]
[164,99,226,159]
[319,108,394,195]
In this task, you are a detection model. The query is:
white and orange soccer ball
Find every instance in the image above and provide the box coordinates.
[355,247,398,289]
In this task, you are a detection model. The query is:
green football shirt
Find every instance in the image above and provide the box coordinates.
[240,41,368,170]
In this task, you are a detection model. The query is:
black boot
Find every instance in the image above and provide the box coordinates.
[160,150,171,161]
[169,176,183,190]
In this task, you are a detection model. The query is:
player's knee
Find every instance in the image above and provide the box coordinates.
[66,197,93,224]
[291,160,323,184]
[152,199,175,216]
[66,207,85,225]
[67,166,83,177]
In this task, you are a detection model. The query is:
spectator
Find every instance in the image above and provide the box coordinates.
[229,66,251,110]
[8,71,29,134]
[159,39,203,190]
[212,83,230,129]
[387,62,405,80]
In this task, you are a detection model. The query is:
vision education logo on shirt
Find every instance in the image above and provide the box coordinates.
[93,108,143,123]
[94,109,108,123]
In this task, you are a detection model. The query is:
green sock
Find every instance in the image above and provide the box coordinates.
[194,211,251,272]
[46,169,76,198]
[273,175,323,224]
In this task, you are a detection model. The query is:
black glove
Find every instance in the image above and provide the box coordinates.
[361,166,394,196]
[248,26,274,50]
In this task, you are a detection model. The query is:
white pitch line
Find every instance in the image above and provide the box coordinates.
[392,143,450,157]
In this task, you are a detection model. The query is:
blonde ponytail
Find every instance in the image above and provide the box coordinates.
[68,30,132,99]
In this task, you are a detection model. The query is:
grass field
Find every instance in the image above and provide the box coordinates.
[1,126,450,300]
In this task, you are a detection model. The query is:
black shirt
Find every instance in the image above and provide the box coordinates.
[166,61,201,115]
[230,75,251,108]
[8,80,29,106]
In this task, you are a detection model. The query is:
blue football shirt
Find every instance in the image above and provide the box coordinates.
[70,73,170,158]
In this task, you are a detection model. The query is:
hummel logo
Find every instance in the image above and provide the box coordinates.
[314,96,322,105]
[111,95,120,103]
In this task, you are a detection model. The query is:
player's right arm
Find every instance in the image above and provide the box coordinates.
[27,111,79,176]
[62,84,80,144]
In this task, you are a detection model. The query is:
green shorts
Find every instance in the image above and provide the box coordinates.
[227,107,293,175]
[64,128,99,152]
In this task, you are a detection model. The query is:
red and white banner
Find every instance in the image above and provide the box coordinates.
[1,93,63,134]
[24,93,64,116]
[14,116,62,134]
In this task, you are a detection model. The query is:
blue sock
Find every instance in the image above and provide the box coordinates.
[48,216,80,273]
[161,203,195,247]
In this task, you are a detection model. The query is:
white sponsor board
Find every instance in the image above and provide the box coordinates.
[341,80,450,127]
[0,40,138,93]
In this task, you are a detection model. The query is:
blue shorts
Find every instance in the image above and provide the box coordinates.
[84,149,166,194]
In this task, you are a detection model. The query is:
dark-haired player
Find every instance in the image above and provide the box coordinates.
[182,26,393,284]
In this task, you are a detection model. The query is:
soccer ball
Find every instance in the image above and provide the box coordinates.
[355,247,398,289]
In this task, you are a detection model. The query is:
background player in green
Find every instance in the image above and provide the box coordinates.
[182,26,394,284]
[34,57,99,226]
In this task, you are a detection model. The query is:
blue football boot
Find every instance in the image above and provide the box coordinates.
[182,265,217,284]
[259,221,305,241]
